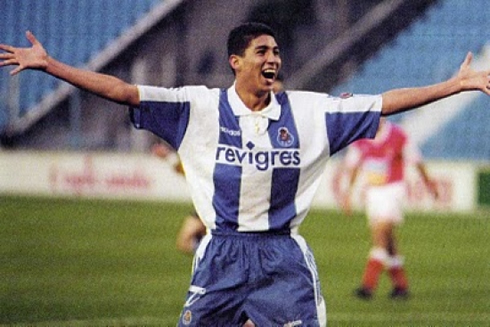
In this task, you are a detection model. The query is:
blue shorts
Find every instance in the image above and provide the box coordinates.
[178,231,327,326]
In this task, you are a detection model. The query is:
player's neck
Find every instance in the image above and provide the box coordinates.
[234,81,271,112]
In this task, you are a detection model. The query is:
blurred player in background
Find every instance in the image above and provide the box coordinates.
[341,118,439,299]
[2,22,489,326]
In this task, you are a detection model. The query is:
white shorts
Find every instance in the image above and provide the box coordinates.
[365,182,405,226]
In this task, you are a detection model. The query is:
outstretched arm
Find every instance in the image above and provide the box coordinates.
[381,52,490,115]
[0,31,139,106]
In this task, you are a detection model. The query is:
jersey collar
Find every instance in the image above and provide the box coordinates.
[227,84,281,121]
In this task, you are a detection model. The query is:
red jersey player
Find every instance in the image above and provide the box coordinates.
[342,118,438,299]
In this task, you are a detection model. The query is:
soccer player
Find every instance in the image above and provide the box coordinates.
[1,22,489,326]
[341,118,438,299]
[153,75,284,256]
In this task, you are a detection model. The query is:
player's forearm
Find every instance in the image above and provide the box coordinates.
[45,56,139,106]
[347,167,359,192]
[416,163,432,186]
[381,77,461,115]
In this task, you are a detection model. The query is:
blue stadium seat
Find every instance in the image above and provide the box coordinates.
[0,0,166,134]
[423,94,490,160]
[331,0,490,160]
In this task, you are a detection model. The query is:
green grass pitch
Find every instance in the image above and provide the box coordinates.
[0,195,488,326]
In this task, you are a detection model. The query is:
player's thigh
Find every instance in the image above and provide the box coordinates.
[246,235,326,326]
[178,235,249,326]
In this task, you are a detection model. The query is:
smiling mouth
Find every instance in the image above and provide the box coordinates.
[262,70,276,79]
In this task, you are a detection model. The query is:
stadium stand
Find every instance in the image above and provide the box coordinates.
[331,0,490,160]
[0,0,176,134]
[1,0,488,161]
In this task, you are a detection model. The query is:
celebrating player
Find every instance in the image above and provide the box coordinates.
[1,22,489,326]
[152,75,284,256]
[341,118,438,300]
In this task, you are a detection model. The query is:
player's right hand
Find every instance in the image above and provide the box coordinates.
[0,31,48,75]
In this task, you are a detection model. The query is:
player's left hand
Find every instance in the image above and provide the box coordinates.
[151,143,172,159]
[427,179,439,200]
[456,52,490,95]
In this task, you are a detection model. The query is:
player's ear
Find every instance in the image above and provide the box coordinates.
[229,54,241,72]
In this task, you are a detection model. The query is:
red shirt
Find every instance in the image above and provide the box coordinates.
[346,122,421,185]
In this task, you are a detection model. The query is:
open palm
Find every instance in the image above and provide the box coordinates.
[457,52,490,94]
[0,31,48,75]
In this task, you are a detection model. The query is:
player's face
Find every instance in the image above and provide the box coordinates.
[232,34,281,93]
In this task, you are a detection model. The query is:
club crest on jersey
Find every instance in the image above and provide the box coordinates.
[277,127,294,147]
[182,309,192,325]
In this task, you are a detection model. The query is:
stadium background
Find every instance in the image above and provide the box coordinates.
[0,0,489,326]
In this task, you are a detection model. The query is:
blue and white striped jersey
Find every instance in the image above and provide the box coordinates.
[131,85,381,233]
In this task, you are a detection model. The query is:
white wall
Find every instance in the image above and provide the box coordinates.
[0,151,477,212]
[0,151,190,201]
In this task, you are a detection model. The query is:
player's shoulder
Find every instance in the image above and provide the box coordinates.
[182,85,220,93]
[283,90,333,110]
[285,89,329,100]
[285,90,378,106]
[137,84,219,102]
